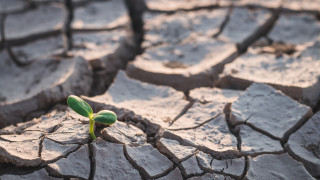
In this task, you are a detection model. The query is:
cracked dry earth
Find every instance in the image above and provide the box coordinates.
[0,0,320,180]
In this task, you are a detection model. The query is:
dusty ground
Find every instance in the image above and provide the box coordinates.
[0,0,319,179]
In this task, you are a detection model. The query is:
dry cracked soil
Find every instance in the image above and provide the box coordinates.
[0,0,320,179]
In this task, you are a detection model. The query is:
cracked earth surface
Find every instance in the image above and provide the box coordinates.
[0,0,320,179]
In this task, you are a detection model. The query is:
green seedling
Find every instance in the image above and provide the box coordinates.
[67,95,117,140]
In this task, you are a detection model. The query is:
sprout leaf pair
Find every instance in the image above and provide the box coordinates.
[67,95,117,140]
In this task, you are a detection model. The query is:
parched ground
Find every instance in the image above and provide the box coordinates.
[0,0,319,179]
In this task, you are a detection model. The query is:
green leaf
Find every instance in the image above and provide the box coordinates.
[93,110,117,125]
[67,95,93,119]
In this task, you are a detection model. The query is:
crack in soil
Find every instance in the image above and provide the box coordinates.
[169,100,194,126]
[0,163,44,176]
[236,6,281,53]
[313,98,320,113]
[168,113,223,131]
[44,144,88,179]
[88,142,95,180]
[146,2,219,14]
[241,156,250,179]
[123,145,147,180]
[45,135,86,146]
[284,143,320,179]
[281,109,313,144]
[213,5,233,38]
[42,143,81,166]
[112,124,143,143]
[38,134,45,158]
[244,122,281,141]
[223,102,246,154]
[195,152,245,180]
